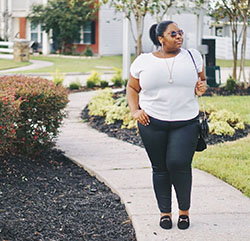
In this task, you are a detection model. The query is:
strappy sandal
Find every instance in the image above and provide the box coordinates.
[177,215,190,230]
[160,215,172,229]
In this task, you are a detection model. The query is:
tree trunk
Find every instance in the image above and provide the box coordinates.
[238,16,248,88]
[136,34,142,57]
[61,41,66,54]
[238,0,250,89]
[231,20,238,80]
[135,15,143,57]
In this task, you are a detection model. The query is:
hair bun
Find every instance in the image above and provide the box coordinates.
[149,24,161,47]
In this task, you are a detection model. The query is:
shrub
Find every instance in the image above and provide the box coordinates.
[69,80,81,90]
[87,89,136,129]
[111,68,123,87]
[225,75,237,91]
[86,80,95,88]
[86,71,101,88]
[83,45,93,56]
[100,80,109,88]
[105,104,126,124]
[209,121,236,136]
[0,75,69,156]
[208,109,245,136]
[88,89,114,116]
[0,90,22,154]
[52,69,65,86]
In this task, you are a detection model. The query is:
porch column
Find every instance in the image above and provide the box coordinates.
[42,32,50,55]
[7,0,13,41]
[0,0,5,38]
[42,0,50,54]
[196,9,204,49]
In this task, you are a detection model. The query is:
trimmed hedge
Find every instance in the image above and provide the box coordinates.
[0,75,69,156]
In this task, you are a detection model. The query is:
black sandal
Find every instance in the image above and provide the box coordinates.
[177,215,190,230]
[160,215,172,229]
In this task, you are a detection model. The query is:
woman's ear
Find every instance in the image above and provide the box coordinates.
[158,36,163,45]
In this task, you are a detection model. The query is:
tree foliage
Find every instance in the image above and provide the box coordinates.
[28,0,99,53]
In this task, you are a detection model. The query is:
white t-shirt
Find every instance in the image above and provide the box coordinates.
[130,48,203,121]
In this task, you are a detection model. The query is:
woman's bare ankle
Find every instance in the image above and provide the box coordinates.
[179,210,189,216]
[160,212,172,218]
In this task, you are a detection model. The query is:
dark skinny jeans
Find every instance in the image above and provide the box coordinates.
[138,115,199,213]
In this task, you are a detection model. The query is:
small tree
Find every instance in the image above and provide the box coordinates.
[103,0,175,56]
[28,0,99,54]
[208,0,243,80]
[237,0,250,88]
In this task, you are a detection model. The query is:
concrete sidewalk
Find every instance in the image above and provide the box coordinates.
[56,91,250,241]
[0,54,54,73]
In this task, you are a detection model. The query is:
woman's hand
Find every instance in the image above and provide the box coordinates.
[132,109,150,126]
[195,78,207,96]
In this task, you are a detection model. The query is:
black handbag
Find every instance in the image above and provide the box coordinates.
[196,114,209,152]
[187,49,209,152]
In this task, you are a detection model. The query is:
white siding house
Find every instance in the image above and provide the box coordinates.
[0,0,249,60]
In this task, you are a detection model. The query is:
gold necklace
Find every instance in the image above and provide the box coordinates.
[164,57,176,84]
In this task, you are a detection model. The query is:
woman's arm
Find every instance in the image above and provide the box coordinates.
[126,74,150,126]
[195,64,207,96]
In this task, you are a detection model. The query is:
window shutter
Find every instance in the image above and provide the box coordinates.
[91,21,96,44]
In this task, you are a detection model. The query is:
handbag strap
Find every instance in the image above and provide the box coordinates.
[187,49,198,75]
[187,49,207,119]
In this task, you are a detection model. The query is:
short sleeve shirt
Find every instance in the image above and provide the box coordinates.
[130,48,203,121]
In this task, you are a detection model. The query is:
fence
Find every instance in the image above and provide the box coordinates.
[0,41,14,53]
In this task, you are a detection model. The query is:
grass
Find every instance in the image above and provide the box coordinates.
[0,55,249,73]
[193,136,250,197]
[0,58,31,70]
[195,95,250,198]
[200,96,250,124]
[217,59,250,68]
[18,55,124,74]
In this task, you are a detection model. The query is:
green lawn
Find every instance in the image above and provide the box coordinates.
[0,55,249,73]
[193,136,250,197]
[0,58,31,70]
[18,55,124,74]
[200,96,250,124]
[217,59,250,67]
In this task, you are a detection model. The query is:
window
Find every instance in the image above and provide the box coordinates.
[83,21,92,44]
[74,21,95,44]
[30,23,38,42]
[30,23,43,43]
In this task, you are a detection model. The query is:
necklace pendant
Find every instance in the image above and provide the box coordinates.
[168,78,173,83]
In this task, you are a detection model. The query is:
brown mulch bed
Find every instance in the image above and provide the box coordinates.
[0,149,136,241]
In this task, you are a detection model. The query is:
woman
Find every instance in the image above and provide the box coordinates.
[126,20,207,230]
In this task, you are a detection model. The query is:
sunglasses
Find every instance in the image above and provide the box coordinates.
[168,30,184,38]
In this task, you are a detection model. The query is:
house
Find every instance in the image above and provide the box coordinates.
[0,0,249,60]
[0,0,99,54]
